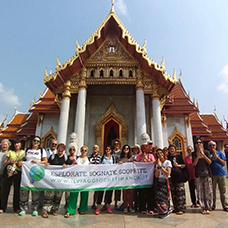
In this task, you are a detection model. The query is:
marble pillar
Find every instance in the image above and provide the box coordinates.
[74,68,87,151]
[57,80,71,144]
[136,70,146,143]
[152,84,163,148]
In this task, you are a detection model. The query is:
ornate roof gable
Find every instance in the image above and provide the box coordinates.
[44,9,176,91]
[85,34,136,64]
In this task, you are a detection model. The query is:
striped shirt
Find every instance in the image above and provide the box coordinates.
[88,154,101,164]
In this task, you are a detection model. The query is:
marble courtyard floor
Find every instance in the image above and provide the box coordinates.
[1,181,228,228]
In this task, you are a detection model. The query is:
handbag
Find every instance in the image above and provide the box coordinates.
[171,166,189,183]
[6,163,18,178]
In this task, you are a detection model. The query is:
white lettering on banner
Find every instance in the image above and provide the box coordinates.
[21,162,154,192]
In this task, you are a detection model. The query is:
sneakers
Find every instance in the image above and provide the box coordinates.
[160,214,170,219]
[168,207,173,214]
[129,208,135,213]
[141,210,147,214]
[91,204,97,210]
[123,208,128,213]
[19,210,26,216]
[95,208,100,215]
[149,210,154,214]
[32,210,38,216]
[107,207,112,213]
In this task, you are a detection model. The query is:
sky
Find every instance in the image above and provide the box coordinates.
[0,0,228,128]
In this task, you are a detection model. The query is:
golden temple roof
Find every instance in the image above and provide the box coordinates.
[44,6,177,90]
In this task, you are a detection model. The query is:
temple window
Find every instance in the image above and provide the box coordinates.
[100,69,104,77]
[119,69,123,77]
[90,69,94,78]
[172,136,182,154]
[109,46,115,53]
[129,70,133,78]
[110,69,114,77]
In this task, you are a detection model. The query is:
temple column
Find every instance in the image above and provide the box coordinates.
[57,80,71,144]
[185,114,193,147]
[152,84,163,148]
[74,68,87,151]
[136,69,146,143]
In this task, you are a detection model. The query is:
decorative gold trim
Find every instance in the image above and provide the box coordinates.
[44,10,177,84]
[37,114,44,127]
[41,127,57,148]
[62,80,71,100]
[184,114,190,127]
[136,68,144,90]
[79,68,87,90]
[161,114,166,128]
[152,84,159,99]
[94,105,129,154]
[55,94,62,109]
[168,127,187,159]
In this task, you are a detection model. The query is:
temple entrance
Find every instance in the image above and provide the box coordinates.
[104,119,119,153]
[94,105,129,154]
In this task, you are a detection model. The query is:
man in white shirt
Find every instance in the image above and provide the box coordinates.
[45,139,58,158]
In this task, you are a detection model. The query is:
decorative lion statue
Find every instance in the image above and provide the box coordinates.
[67,132,80,156]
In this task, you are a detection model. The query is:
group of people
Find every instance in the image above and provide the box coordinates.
[0,136,228,219]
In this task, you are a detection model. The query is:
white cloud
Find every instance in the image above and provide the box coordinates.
[115,0,128,16]
[0,83,21,107]
[216,64,228,93]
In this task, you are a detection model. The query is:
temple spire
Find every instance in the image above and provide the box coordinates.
[111,0,115,13]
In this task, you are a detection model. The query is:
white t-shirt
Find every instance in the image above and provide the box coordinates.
[76,157,90,165]
[24,148,47,162]
[156,160,172,179]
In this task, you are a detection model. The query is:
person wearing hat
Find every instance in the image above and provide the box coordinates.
[1,139,25,213]
[132,144,140,159]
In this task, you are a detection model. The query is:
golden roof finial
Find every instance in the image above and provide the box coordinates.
[213,106,216,114]
[178,69,182,80]
[44,68,48,78]
[172,69,176,79]
[193,98,195,106]
[196,100,199,109]
[75,40,80,55]
[40,91,42,98]
[188,91,190,98]
[223,116,228,130]
[33,97,36,105]
[50,69,52,75]
[29,102,31,109]
[111,0,115,13]
[161,57,165,67]
[142,39,147,54]
[55,57,61,70]
[0,116,7,129]
[142,39,147,49]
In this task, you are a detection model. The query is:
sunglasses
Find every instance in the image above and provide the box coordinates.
[81,149,87,152]
[52,143,57,146]
[196,141,202,144]
[33,139,40,143]
[70,148,75,151]
[209,144,216,147]
[58,148,64,152]
[124,147,129,150]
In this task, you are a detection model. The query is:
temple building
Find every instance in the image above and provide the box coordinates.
[1,4,228,157]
